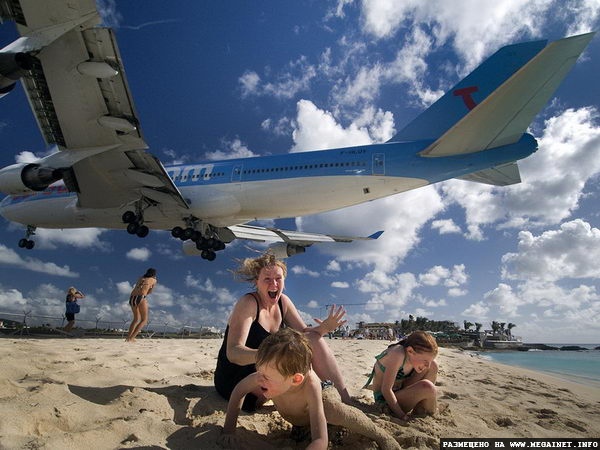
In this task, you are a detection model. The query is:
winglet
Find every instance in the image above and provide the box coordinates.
[368,230,384,240]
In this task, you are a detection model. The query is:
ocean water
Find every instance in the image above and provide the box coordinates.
[479,344,600,388]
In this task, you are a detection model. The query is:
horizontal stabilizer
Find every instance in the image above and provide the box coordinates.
[457,162,521,186]
[421,32,595,157]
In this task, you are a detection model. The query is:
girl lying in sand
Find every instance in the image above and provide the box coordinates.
[220,328,400,450]
[364,330,438,420]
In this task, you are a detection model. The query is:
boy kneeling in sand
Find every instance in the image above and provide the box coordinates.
[220,327,400,450]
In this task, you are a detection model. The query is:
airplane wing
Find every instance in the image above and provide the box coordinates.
[228,224,384,245]
[421,32,596,157]
[7,0,187,210]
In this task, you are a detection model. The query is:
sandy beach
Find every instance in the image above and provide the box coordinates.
[1,336,598,449]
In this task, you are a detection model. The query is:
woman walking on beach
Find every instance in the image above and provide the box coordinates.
[126,268,157,342]
[64,286,84,333]
[214,252,350,412]
[364,330,439,420]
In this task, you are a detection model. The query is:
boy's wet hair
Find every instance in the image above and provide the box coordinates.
[234,251,287,282]
[257,328,312,377]
[397,330,438,356]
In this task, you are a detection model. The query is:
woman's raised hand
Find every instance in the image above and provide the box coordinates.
[313,304,347,334]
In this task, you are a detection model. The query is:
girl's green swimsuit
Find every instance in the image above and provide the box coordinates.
[364,345,414,403]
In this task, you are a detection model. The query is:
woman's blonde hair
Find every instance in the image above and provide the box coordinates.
[256,328,312,377]
[234,252,287,283]
[67,287,77,295]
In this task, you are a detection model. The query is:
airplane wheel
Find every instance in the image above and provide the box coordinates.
[182,227,195,240]
[171,226,183,238]
[126,222,139,234]
[214,240,226,251]
[122,210,137,223]
[191,230,202,242]
[136,225,149,238]
[201,249,216,261]
[196,238,209,251]
[25,240,34,250]
[18,238,28,248]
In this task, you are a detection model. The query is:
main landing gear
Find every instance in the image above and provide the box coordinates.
[17,225,36,250]
[121,210,150,238]
[171,221,226,261]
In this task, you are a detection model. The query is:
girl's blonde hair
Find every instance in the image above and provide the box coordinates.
[234,252,287,283]
[256,328,312,377]
[67,287,77,295]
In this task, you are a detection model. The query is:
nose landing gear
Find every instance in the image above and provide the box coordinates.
[17,225,36,250]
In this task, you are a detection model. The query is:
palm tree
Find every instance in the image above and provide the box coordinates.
[490,321,500,335]
[507,323,516,339]
[475,323,482,332]
[463,320,474,331]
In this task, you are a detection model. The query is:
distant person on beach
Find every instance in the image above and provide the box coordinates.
[126,268,157,342]
[219,328,400,450]
[214,252,350,413]
[363,330,439,420]
[64,286,84,332]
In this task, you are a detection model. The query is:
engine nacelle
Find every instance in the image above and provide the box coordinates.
[0,163,63,195]
[268,242,307,259]
[0,52,36,95]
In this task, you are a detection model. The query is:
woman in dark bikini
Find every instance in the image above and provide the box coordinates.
[214,252,349,412]
[126,268,157,342]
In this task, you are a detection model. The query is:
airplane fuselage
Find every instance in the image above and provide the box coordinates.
[0,133,537,230]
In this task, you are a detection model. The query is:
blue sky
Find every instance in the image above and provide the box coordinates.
[1,1,599,343]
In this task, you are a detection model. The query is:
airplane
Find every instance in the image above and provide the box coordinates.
[0,1,595,261]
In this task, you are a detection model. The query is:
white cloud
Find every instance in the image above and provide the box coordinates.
[34,228,110,250]
[483,283,521,317]
[239,71,261,97]
[291,265,320,277]
[419,265,450,286]
[290,100,376,152]
[0,244,79,277]
[326,260,341,272]
[126,247,151,261]
[462,301,489,319]
[442,107,600,235]
[431,219,461,234]
[239,56,316,100]
[331,281,350,288]
[205,138,258,160]
[502,219,600,282]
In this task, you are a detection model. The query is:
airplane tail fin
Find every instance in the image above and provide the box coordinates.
[390,32,595,157]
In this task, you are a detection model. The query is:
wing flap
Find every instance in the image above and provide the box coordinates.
[228,224,382,245]
[73,149,188,210]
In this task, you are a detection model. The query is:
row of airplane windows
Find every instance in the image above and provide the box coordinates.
[242,160,368,175]
[169,160,368,181]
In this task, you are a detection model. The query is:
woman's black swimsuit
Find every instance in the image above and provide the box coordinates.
[129,295,146,307]
[214,293,283,412]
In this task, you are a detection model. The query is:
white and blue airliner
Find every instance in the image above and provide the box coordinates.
[0,0,595,260]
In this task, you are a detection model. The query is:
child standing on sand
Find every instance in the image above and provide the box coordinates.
[220,327,400,450]
[364,330,439,420]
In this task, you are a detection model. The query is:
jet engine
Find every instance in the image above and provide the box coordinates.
[268,242,307,259]
[0,52,36,98]
[0,163,63,195]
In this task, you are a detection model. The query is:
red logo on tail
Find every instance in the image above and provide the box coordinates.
[453,86,479,110]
